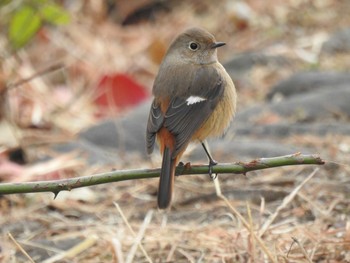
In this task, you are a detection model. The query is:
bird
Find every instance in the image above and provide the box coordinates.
[146,27,237,209]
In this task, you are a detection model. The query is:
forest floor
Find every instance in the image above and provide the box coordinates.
[1,1,350,262]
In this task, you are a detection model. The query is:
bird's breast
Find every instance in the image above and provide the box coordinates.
[192,64,237,141]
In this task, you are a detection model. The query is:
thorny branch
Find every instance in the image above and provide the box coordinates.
[0,153,324,197]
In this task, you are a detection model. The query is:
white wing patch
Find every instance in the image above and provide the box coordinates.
[186,96,206,105]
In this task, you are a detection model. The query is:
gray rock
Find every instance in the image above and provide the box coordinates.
[267,71,350,100]
[224,51,288,74]
[321,27,350,54]
[237,85,350,123]
[223,51,289,87]
[234,122,350,138]
[79,101,150,155]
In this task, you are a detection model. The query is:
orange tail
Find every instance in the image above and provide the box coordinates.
[158,147,176,209]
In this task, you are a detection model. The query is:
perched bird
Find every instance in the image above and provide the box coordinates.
[146,27,237,209]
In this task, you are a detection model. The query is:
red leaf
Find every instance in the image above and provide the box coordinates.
[95,73,149,112]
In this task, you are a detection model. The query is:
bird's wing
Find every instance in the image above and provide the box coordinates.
[146,100,164,154]
[164,66,224,158]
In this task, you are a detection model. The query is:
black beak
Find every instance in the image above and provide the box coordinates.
[211,42,226,49]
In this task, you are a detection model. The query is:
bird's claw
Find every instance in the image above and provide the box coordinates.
[208,159,218,180]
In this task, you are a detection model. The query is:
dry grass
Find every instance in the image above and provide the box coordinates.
[1,0,350,262]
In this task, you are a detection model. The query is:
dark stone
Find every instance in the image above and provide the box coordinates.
[237,85,350,122]
[321,27,350,54]
[267,71,350,100]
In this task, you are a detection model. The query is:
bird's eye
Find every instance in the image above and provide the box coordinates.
[189,42,199,51]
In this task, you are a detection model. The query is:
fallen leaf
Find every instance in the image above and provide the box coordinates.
[95,73,149,112]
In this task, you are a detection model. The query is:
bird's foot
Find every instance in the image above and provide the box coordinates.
[209,159,218,179]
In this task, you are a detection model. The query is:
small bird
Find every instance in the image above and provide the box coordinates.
[146,27,237,209]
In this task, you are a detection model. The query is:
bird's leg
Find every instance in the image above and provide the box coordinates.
[201,141,218,179]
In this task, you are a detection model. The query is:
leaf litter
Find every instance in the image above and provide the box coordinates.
[1,0,350,262]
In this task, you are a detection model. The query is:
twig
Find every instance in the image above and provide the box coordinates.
[111,238,124,263]
[114,203,153,263]
[246,202,256,261]
[177,248,195,263]
[290,237,313,263]
[43,235,98,263]
[219,194,277,263]
[7,232,35,263]
[258,168,319,237]
[0,153,325,196]
[126,210,153,263]
[6,63,64,90]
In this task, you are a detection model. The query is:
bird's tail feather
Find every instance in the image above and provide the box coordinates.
[158,147,176,209]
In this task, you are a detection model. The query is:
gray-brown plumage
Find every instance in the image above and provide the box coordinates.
[147,27,237,209]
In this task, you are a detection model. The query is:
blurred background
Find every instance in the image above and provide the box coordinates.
[1,0,350,262]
